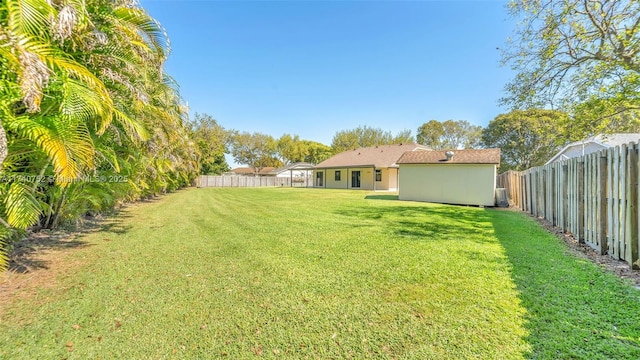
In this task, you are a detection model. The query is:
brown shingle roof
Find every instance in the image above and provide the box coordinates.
[397,148,500,164]
[316,144,430,168]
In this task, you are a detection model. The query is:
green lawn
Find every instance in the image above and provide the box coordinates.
[1,188,639,359]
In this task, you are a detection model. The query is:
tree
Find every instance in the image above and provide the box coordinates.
[229,132,280,173]
[331,126,413,153]
[568,97,640,141]
[276,134,310,164]
[417,120,482,149]
[481,109,569,172]
[272,134,333,165]
[416,120,445,149]
[303,141,333,164]
[190,113,229,175]
[502,0,640,115]
[392,129,415,144]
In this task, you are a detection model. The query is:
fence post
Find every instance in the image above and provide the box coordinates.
[533,170,537,215]
[542,168,547,220]
[520,172,525,211]
[627,144,639,269]
[620,144,628,261]
[562,164,568,232]
[598,154,608,255]
[528,171,533,213]
[577,160,585,243]
[551,167,557,225]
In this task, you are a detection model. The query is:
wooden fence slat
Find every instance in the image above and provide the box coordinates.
[577,160,585,243]
[627,144,639,269]
[552,163,556,225]
[607,147,614,256]
[562,164,568,231]
[619,145,627,259]
[598,153,608,255]
[613,147,620,258]
[635,143,640,269]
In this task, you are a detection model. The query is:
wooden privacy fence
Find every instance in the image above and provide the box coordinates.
[497,142,639,270]
[197,175,312,188]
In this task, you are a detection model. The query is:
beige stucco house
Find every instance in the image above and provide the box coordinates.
[397,149,500,206]
[314,143,430,190]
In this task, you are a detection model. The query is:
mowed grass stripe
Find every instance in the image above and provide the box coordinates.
[1,188,638,358]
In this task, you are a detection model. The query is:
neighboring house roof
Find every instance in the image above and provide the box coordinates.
[546,133,640,164]
[268,162,315,175]
[315,143,430,169]
[397,148,501,165]
[230,167,276,175]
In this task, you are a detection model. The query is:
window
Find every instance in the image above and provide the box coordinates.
[375,169,382,182]
[335,170,341,181]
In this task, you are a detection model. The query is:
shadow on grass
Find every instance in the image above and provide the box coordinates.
[364,195,398,201]
[8,215,133,273]
[334,203,495,242]
[486,209,640,359]
[8,233,88,273]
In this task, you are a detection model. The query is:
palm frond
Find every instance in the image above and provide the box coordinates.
[4,182,41,229]
[5,0,54,38]
[30,42,112,104]
[61,77,111,128]
[0,228,11,271]
[6,114,95,183]
[95,145,121,173]
[111,7,169,59]
[0,42,21,74]
[111,108,149,141]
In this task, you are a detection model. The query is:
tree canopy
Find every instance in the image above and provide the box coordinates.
[190,113,230,175]
[481,109,569,172]
[331,126,414,153]
[502,0,640,118]
[275,135,334,165]
[229,132,281,173]
[416,120,482,150]
[302,141,333,164]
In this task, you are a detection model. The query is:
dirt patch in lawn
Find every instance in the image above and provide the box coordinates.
[506,208,640,290]
[0,230,90,316]
[0,207,136,316]
[0,215,113,317]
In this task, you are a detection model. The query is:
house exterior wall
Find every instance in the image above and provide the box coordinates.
[326,169,349,189]
[372,168,397,190]
[387,168,398,190]
[552,143,605,163]
[314,167,396,190]
[398,164,497,206]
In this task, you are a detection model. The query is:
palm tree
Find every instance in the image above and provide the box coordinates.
[0,0,197,269]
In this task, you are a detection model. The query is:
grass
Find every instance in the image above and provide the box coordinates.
[0,187,639,359]
[490,210,640,358]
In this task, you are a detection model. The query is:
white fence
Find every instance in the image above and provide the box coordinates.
[197,175,313,188]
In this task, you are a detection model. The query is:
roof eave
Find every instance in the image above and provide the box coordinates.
[314,164,377,169]
[398,162,499,165]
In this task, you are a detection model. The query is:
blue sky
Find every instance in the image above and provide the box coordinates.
[141,0,516,148]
